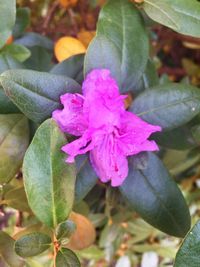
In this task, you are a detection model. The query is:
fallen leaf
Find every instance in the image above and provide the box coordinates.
[54,36,86,62]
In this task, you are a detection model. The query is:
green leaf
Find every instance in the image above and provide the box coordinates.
[0,54,24,114]
[0,0,16,49]
[2,44,30,62]
[152,126,197,150]
[15,233,51,258]
[13,7,30,38]
[142,59,159,89]
[120,153,191,237]
[75,155,98,203]
[84,0,149,92]
[50,54,84,84]
[56,248,81,267]
[23,119,76,228]
[126,59,159,95]
[77,246,104,261]
[56,221,76,241]
[0,54,24,74]
[0,114,29,184]
[131,83,200,130]
[15,32,53,50]
[191,124,200,144]
[0,87,20,114]
[3,186,31,212]
[24,46,53,72]
[174,220,200,267]
[0,69,81,123]
[0,231,24,267]
[142,0,200,37]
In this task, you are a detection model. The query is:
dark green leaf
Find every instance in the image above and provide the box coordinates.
[0,54,24,74]
[191,124,200,144]
[142,59,159,89]
[0,87,20,114]
[84,0,149,92]
[24,46,53,72]
[0,114,29,184]
[0,54,24,114]
[174,220,200,267]
[152,126,196,150]
[0,231,24,267]
[15,233,51,258]
[142,0,200,37]
[13,7,30,38]
[56,248,80,267]
[23,119,76,228]
[51,54,84,84]
[0,0,16,48]
[2,44,31,62]
[56,221,76,241]
[131,83,200,130]
[75,155,98,203]
[15,32,53,50]
[0,69,81,123]
[120,153,191,237]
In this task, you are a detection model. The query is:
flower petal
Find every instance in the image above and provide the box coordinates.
[52,93,88,136]
[90,134,128,187]
[62,130,94,163]
[118,111,161,155]
[82,69,126,128]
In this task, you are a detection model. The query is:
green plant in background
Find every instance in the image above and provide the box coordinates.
[1,0,200,266]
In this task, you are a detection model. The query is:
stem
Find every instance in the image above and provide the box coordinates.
[53,235,57,267]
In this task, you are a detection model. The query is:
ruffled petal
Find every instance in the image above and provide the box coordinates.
[52,93,88,136]
[90,133,128,187]
[118,111,161,156]
[62,130,94,163]
[82,69,126,129]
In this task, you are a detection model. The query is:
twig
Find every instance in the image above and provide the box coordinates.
[42,1,60,34]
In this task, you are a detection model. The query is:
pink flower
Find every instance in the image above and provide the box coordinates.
[52,69,161,186]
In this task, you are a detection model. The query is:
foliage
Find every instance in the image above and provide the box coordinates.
[0,0,200,266]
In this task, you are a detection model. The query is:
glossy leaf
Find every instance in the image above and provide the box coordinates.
[0,114,29,184]
[142,0,200,37]
[152,126,197,150]
[2,43,31,62]
[15,233,51,258]
[75,155,98,203]
[56,248,81,267]
[0,69,81,123]
[23,119,76,228]
[0,231,24,267]
[120,153,191,237]
[0,0,16,48]
[50,54,84,84]
[174,220,200,267]
[56,221,76,242]
[84,0,149,92]
[13,7,30,38]
[15,32,53,50]
[131,83,200,130]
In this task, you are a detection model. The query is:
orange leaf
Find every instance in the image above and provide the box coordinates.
[54,36,86,62]
[77,31,96,48]
[66,212,96,250]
